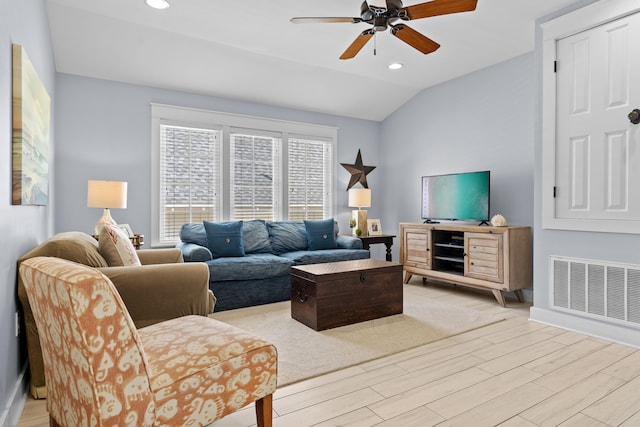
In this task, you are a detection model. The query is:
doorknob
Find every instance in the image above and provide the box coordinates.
[629,109,640,125]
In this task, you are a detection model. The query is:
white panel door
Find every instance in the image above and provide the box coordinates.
[555,12,640,221]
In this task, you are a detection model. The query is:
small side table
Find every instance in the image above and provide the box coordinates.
[357,234,396,262]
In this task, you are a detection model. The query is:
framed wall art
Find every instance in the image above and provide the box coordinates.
[12,44,51,205]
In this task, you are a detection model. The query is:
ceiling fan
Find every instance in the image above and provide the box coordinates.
[291,0,478,60]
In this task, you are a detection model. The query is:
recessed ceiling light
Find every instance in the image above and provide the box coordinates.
[388,62,403,70]
[146,0,170,10]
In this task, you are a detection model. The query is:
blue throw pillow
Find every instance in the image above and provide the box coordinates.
[304,219,337,250]
[203,220,245,258]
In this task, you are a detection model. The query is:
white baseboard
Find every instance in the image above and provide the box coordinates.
[530,307,640,349]
[0,365,28,427]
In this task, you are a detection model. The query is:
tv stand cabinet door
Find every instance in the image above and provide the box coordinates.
[464,232,504,283]
[400,224,431,282]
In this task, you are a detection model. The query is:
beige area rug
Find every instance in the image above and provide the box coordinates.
[211,282,505,386]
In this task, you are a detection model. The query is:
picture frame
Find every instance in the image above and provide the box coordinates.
[117,223,134,237]
[367,219,382,236]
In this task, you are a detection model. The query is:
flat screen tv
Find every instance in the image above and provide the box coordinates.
[421,170,490,223]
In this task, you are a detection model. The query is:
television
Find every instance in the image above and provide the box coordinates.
[421,170,490,223]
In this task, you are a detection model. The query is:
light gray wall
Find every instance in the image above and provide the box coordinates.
[12,2,635,423]
[0,0,55,425]
[54,74,382,246]
[379,53,535,260]
[531,0,640,344]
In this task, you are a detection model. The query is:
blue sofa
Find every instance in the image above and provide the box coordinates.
[177,220,370,311]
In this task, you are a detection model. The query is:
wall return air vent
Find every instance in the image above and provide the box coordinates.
[550,256,640,329]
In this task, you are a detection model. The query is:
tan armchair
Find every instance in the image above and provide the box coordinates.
[20,256,277,427]
[17,231,215,399]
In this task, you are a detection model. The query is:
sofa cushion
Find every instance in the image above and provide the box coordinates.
[207,254,293,281]
[267,221,308,254]
[180,223,208,247]
[242,219,273,254]
[181,221,272,255]
[280,249,370,265]
[304,218,337,250]
[99,223,141,266]
[204,220,245,258]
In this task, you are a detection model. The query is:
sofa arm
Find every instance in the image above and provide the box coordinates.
[137,248,184,265]
[336,235,364,250]
[97,262,214,328]
[177,242,213,262]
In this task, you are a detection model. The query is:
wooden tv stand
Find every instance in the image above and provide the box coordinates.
[399,223,532,306]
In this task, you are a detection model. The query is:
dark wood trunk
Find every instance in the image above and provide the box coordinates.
[290,259,403,331]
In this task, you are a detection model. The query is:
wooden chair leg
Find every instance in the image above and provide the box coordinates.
[255,394,273,427]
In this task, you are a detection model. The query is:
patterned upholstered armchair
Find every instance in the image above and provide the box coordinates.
[20,256,277,427]
[18,231,216,399]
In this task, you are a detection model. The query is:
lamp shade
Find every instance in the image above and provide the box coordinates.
[348,188,371,208]
[87,180,128,209]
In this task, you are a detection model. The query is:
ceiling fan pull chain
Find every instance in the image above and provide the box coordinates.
[374,32,377,56]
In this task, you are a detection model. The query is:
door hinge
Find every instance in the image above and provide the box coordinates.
[553,186,557,198]
[554,60,557,73]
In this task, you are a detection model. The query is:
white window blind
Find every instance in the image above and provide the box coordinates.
[151,104,337,246]
[288,137,333,220]
[230,130,282,220]
[159,124,221,242]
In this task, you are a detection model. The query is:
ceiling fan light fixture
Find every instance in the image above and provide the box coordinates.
[145,0,170,10]
[388,62,403,70]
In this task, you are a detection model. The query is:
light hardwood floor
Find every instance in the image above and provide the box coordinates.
[18,282,640,427]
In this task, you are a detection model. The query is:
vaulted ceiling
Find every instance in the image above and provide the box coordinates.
[45,0,577,121]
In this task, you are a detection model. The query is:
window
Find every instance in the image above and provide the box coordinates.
[151,104,337,246]
[230,131,281,221]
[158,125,222,241]
[288,137,333,220]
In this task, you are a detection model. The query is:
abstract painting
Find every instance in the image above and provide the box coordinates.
[12,44,50,205]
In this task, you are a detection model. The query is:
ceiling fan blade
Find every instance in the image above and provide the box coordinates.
[291,17,361,24]
[391,24,440,54]
[403,0,477,20]
[340,30,375,60]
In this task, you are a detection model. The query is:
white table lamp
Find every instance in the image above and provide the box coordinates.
[87,180,128,235]
[348,188,371,236]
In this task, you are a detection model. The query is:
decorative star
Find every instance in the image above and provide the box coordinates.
[341,149,376,190]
